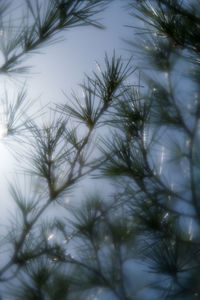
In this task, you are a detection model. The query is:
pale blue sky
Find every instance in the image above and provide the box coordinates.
[0,0,134,232]
[0,2,136,298]
[26,0,133,104]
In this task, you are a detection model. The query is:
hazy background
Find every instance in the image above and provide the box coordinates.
[0,0,134,225]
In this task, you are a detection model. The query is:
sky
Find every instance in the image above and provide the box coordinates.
[0,2,196,299]
[0,2,137,298]
[0,2,181,299]
[0,0,134,241]
[25,0,133,105]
